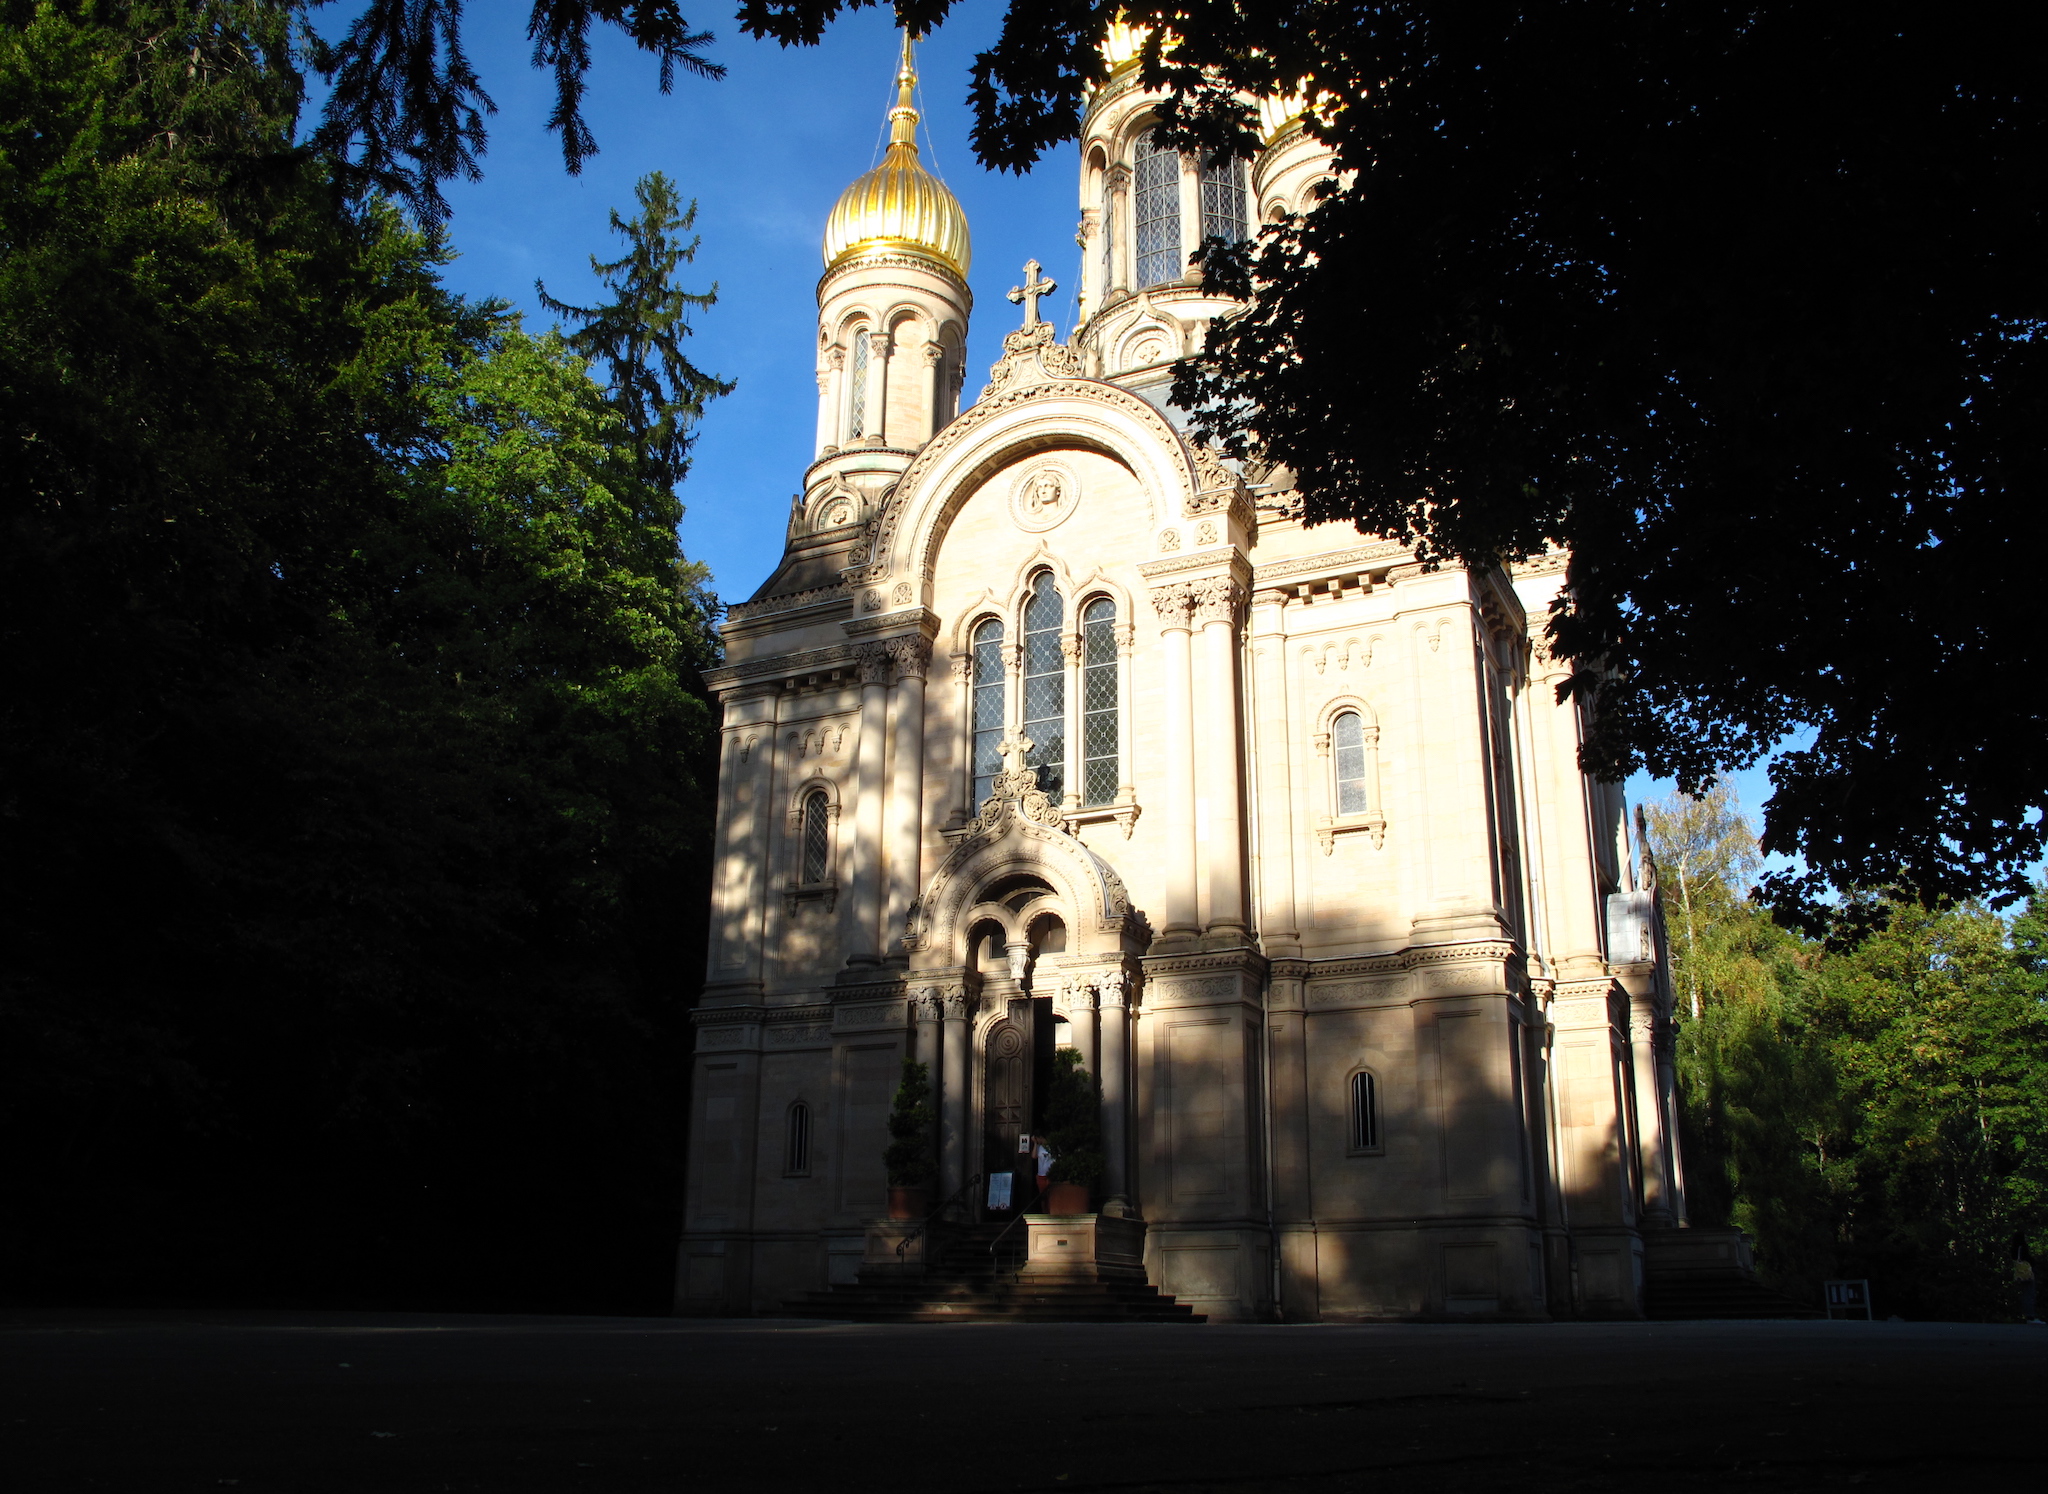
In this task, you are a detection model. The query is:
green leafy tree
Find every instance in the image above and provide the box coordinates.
[884,1058,937,1190]
[1,0,723,1309]
[1042,1047,1103,1188]
[538,170,734,492]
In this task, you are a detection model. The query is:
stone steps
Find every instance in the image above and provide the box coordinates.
[784,1221,1205,1323]
[1644,1274,1821,1321]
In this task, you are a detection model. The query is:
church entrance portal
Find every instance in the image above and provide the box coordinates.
[981,996,1054,1218]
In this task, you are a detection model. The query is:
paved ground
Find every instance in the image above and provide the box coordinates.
[3,1310,2043,1492]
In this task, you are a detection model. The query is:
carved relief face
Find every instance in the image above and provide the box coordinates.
[1028,470,1064,514]
[1010,462,1079,534]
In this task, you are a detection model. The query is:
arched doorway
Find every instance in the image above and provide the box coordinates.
[976,902,1068,1217]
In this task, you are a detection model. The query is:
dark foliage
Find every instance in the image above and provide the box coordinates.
[1041,1047,1102,1187]
[1,1,723,1312]
[883,1059,937,1190]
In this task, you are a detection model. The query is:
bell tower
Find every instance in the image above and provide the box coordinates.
[804,32,972,537]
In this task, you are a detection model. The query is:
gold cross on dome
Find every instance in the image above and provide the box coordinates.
[996,733,1036,777]
[1007,260,1057,328]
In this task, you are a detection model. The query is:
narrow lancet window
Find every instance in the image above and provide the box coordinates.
[972,618,1005,809]
[800,789,830,883]
[1200,153,1248,245]
[1334,711,1370,815]
[1081,597,1118,807]
[1350,1071,1379,1151]
[848,329,870,439]
[1022,573,1065,798]
[786,1102,812,1175]
[1134,131,1182,288]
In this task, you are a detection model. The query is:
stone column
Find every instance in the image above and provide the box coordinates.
[1098,968,1131,1208]
[1060,627,1084,813]
[1070,976,1099,1078]
[940,986,971,1202]
[884,636,930,959]
[1194,578,1247,936]
[863,329,890,445]
[815,348,842,456]
[1248,589,1299,952]
[914,988,942,1077]
[920,342,943,443]
[845,643,892,965]
[1630,1004,1677,1227]
[1151,584,1199,939]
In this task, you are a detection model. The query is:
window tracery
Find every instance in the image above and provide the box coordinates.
[1021,572,1066,798]
[1081,597,1118,807]
[1200,153,1247,245]
[971,617,1005,809]
[1134,131,1182,288]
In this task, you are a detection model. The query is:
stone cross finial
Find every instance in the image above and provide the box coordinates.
[1007,259,1057,328]
[995,733,1036,778]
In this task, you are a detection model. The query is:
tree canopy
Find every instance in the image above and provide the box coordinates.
[311,1,2046,930]
[2,0,726,1307]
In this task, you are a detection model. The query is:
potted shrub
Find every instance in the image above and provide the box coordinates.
[1041,1047,1103,1215]
[883,1058,937,1219]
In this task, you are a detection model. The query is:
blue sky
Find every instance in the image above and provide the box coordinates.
[395,6,1787,866]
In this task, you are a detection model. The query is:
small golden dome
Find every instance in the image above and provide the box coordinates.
[822,35,971,278]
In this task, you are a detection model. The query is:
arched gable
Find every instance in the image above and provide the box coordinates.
[904,805,1142,969]
[850,376,1202,596]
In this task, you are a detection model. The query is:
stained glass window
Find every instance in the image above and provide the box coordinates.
[1333,711,1370,816]
[1134,131,1182,288]
[1081,597,1118,807]
[800,790,830,883]
[848,328,869,439]
[1022,572,1065,799]
[1200,153,1248,245]
[972,617,1005,809]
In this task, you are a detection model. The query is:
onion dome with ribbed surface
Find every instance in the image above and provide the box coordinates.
[822,35,971,279]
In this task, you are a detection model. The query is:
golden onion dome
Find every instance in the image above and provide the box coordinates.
[822,35,971,279]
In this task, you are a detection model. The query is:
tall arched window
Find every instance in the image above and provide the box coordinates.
[847,327,870,439]
[1022,572,1065,797]
[1333,710,1370,815]
[1133,130,1182,288]
[1200,153,1248,245]
[971,617,1005,808]
[785,1101,812,1175]
[1349,1071,1380,1151]
[1081,597,1118,807]
[799,789,830,883]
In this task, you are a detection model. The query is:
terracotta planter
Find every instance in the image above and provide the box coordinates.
[1044,1181,1090,1216]
[887,1186,929,1221]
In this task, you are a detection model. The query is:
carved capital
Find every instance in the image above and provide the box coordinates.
[867,329,893,358]
[942,988,973,1022]
[920,341,943,367]
[1059,634,1083,664]
[1191,578,1244,626]
[1149,583,1194,629]
[826,346,845,370]
[854,642,893,685]
[887,635,933,680]
[915,987,944,1023]
[1068,979,1098,1011]
[1097,969,1128,1009]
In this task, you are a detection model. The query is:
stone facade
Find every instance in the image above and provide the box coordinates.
[678,43,1685,1323]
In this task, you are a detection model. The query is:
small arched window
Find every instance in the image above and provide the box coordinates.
[1022,572,1065,797]
[847,327,870,439]
[1349,1071,1380,1152]
[1133,130,1183,288]
[972,617,1006,809]
[1333,711,1370,815]
[1199,153,1247,245]
[785,1101,812,1176]
[800,789,830,883]
[1081,597,1118,807]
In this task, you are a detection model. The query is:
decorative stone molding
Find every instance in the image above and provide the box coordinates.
[1149,583,1194,629]
[886,635,933,680]
[702,643,857,692]
[1191,577,1244,627]
[1252,541,1410,585]
[979,319,1084,402]
[854,642,894,685]
[724,582,849,626]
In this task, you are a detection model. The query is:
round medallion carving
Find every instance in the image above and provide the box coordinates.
[1009,461,1080,534]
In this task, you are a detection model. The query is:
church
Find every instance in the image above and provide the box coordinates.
[678,32,1692,1323]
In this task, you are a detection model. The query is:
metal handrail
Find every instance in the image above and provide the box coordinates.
[986,1182,1052,1280]
[896,1173,984,1261]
